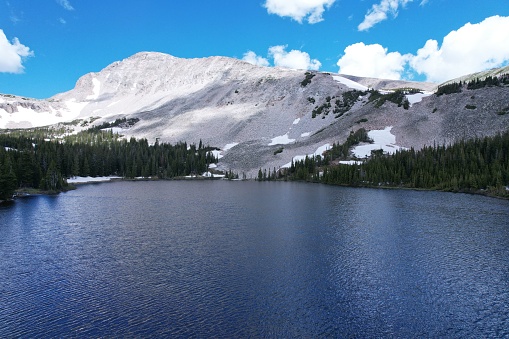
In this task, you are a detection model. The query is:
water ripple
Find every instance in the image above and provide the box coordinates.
[0,182,508,337]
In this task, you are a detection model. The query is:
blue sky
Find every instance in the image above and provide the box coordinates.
[1,0,508,99]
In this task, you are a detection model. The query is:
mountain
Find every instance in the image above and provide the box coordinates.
[440,65,509,87]
[1,52,508,177]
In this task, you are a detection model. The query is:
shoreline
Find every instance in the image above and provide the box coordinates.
[4,176,508,204]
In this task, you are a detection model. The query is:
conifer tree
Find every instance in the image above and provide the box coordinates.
[0,155,18,200]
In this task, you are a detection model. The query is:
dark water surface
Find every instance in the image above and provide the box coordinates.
[1,181,508,337]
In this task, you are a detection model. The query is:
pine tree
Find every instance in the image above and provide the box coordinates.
[0,155,18,200]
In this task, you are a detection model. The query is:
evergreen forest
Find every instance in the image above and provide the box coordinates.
[260,129,509,199]
[0,129,216,200]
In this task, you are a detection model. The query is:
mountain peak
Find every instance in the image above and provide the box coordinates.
[52,51,294,104]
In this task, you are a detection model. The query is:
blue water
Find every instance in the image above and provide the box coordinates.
[1,181,508,337]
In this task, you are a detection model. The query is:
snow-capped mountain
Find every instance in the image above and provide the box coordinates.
[1,52,508,176]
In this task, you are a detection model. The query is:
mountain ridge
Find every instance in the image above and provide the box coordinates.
[1,52,508,177]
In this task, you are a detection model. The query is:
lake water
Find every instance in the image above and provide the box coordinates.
[1,181,508,337]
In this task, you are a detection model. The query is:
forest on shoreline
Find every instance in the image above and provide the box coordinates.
[0,128,216,201]
[1,124,509,201]
[261,129,509,199]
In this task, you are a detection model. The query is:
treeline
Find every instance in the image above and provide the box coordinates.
[326,128,372,159]
[467,75,509,89]
[310,90,366,119]
[436,73,509,96]
[301,71,315,87]
[310,88,416,120]
[368,89,411,109]
[436,82,463,96]
[0,131,216,200]
[258,129,370,182]
[90,117,140,131]
[261,130,509,198]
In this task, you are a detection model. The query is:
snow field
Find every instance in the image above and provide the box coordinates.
[86,78,102,100]
[332,75,369,91]
[0,100,87,129]
[269,133,296,146]
[351,126,405,158]
[406,92,433,106]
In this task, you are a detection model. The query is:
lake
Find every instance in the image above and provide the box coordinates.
[1,181,508,337]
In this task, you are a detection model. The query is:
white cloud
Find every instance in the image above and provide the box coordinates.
[242,51,270,67]
[269,45,321,70]
[0,29,34,73]
[56,0,74,11]
[59,18,67,24]
[264,0,336,24]
[337,42,410,79]
[358,0,413,31]
[341,16,509,83]
[410,15,509,82]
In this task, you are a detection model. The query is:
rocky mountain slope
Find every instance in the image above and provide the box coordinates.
[1,52,508,177]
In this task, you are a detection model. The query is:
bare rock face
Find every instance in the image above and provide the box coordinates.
[1,52,508,176]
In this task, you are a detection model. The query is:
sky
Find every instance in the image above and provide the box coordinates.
[1,0,508,99]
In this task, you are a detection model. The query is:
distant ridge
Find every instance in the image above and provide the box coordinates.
[338,74,436,92]
[440,65,509,87]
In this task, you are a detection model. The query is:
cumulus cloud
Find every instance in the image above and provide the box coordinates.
[269,45,321,70]
[56,0,74,11]
[241,46,321,71]
[410,15,509,82]
[337,42,410,79]
[0,29,34,73]
[242,51,270,67]
[264,0,336,24]
[358,0,413,31]
[341,16,509,83]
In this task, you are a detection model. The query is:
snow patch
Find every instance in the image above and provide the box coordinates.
[86,78,101,100]
[209,143,239,161]
[67,176,121,184]
[223,143,238,151]
[406,92,433,106]
[314,144,330,157]
[301,132,311,137]
[339,160,363,165]
[293,118,300,125]
[269,133,295,146]
[186,172,225,178]
[65,100,88,117]
[351,126,405,158]
[332,75,368,91]
[282,144,330,168]
[102,127,124,134]
[0,100,85,129]
[210,150,223,159]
